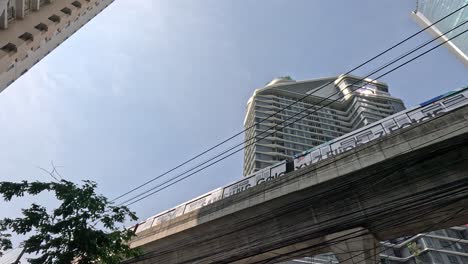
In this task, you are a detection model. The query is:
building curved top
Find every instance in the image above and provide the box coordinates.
[243,74,396,126]
[260,76,340,100]
[261,74,389,95]
[265,76,296,87]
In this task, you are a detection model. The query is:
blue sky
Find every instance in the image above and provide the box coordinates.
[0,0,467,229]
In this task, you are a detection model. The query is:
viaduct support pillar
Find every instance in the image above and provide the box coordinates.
[326,227,380,264]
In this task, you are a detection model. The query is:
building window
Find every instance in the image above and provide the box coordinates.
[18,32,34,42]
[7,4,15,22]
[424,237,433,248]
[447,255,459,264]
[1,43,17,53]
[24,0,31,13]
[440,239,453,249]
[35,23,48,32]
[39,0,49,7]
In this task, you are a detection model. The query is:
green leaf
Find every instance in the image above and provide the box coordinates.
[0,180,140,263]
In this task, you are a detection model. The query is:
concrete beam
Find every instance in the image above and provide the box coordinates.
[126,106,468,264]
[327,228,379,264]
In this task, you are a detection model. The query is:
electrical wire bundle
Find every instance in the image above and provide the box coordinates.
[112,3,468,209]
[122,109,468,263]
[111,3,468,264]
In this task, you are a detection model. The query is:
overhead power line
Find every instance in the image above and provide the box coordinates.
[263,206,467,264]
[124,144,468,260]
[121,115,468,261]
[124,185,468,263]
[110,3,468,203]
[119,24,468,207]
[123,167,468,263]
[117,19,468,206]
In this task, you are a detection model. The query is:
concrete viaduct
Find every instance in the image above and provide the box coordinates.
[125,106,468,264]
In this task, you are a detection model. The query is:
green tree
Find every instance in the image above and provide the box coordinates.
[0,179,139,264]
[407,241,422,264]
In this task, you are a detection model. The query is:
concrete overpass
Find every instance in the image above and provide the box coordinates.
[125,106,468,264]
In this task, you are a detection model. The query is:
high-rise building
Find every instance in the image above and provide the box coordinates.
[0,0,114,93]
[243,75,405,176]
[379,227,468,264]
[412,0,468,66]
[243,76,468,263]
[281,226,468,264]
[279,227,468,264]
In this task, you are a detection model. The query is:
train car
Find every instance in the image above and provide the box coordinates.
[132,86,468,233]
[132,161,291,234]
[133,187,224,233]
[293,86,468,171]
[222,160,290,198]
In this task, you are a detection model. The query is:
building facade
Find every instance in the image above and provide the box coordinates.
[412,0,468,66]
[0,0,114,93]
[243,76,468,263]
[282,227,468,264]
[279,226,468,264]
[243,75,405,176]
[379,227,468,264]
